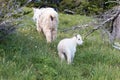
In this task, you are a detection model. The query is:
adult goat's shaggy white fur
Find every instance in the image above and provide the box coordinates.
[32,8,45,22]
[33,7,58,43]
[57,34,83,64]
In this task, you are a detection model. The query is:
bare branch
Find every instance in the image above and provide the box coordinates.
[60,24,89,32]
[60,21,97,33]
[105,0,120,4]
[84,9,120,39]
[0,0,31,40]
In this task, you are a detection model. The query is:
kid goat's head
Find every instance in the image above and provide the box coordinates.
[75,34,83,45]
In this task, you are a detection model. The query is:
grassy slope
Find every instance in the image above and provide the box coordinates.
[0,7,120,80]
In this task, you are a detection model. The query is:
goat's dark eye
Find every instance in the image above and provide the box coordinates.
[78,39,80,40]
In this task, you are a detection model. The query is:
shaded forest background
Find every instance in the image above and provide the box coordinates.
[1,0,119,15]
[26,0,119,15]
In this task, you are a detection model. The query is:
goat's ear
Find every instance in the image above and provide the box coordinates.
[73,33,77,38]
[75,35,77,38]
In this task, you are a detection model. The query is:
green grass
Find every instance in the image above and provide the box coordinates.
[0,7,120,80]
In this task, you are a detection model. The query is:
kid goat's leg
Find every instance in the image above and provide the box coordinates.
[66,50,72,64]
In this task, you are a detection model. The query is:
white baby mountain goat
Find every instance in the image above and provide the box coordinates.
[32,7,58,43]
[57,34,83,64]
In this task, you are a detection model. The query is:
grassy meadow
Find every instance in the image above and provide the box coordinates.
[0,7,120,80]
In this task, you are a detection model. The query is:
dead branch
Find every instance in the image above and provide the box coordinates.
[84,8,120,39]
[60,21,97,33]
[64,9,75,15]
[105,0,120,4]
[0,0,32,40]
[60,24,89,32]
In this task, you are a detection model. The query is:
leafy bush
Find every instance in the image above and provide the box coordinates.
[0,0,30,40]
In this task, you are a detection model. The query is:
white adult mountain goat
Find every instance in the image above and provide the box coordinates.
[57,34,83,64]
[32,7,58,43]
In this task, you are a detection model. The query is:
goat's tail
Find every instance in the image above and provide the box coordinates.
[50,15,54,21]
